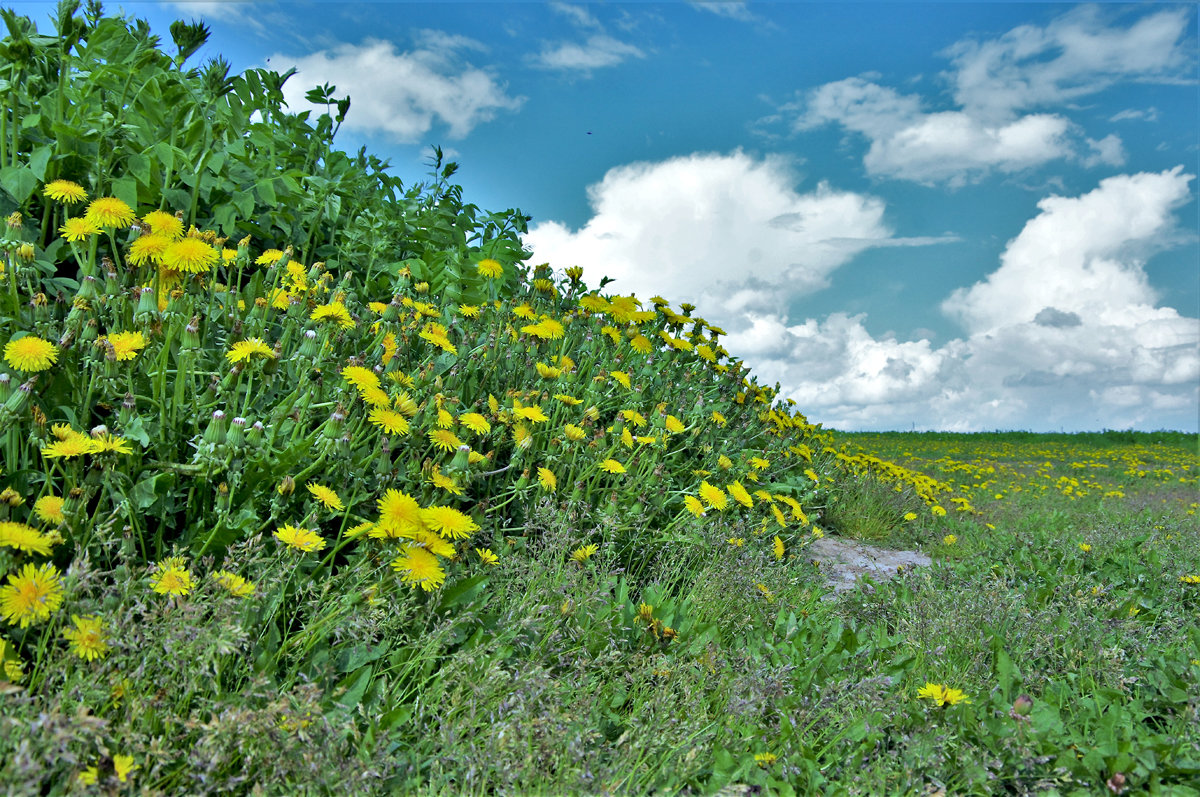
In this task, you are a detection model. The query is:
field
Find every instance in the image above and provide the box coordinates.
[1,10,1198,795]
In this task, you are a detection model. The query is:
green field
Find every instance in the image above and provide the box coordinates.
[1,9,1198,795]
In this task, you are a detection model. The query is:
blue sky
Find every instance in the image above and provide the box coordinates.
[13,0,1198,431]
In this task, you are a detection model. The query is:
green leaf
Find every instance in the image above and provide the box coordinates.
[28,145,51,180]
[437,573,489,612]
[112,175,138,209]
[131,471,176,510]
[0,164,36,205]
[127,151,152,187]
[335,665,373,708]
[256,177,276,205]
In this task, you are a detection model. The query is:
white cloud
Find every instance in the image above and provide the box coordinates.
[787,7,1193,186]
[944,5,1192,121]
[269,37,523,142]
[688,2,757,22]
[529,35,645,71]
[525,150,950,321]
[1109,107,1159,123]
[162,1,247,22]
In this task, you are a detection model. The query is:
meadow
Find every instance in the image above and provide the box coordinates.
[0,7,1198,795]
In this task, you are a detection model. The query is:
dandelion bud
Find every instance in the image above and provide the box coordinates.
[227,416,247,446]
[203,409,227,445]
[277,475,295,496]
[299,329,320,358]
[181,316,201,350]
[449,444,471,473]
[90,424,108,438]
[17,242,34,262]
[1012,694,1033,717]
[5,211,22,230]
[135,286,159,324]
[414,281,429,294]
[0,373,10,402]
[246,420,264,446]
[4,378,35,413]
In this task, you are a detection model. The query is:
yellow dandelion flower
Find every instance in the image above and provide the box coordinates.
[553,393,582,406]
[113,754,138,783]
[377,489,424,537]
[630,335,653,354]
[536,362,563,379]
[84,196,135,229]
[515,405,549,423]
[381,331,399,364]
[717,454,733,470]
[684,495,706,518]
[458,304,480,318]
[773,536,784,561]
[609,370,631,389]
[728,481,754,508]
[127,233,173,266]
[570,543,598,564]
[428,465,465,495]
[0,559,63,628]
[274,524,326,553]
[77,767,98,786]
[564,424,586,442]
[255,249,285,265]
[141,209,183,238]
[917,682,971,707]
[477,258,503,279]
[359,385,391,407]
[62,615,109,661]
[600,458,626,474]
[665,415,685,434]
[58,216,100,241]
[420,505,479,540]
[40,436,99,459]
[150,556,193,596]
[32,495,65,525]
[0,521,52,556]
[476,547,498,566]
[43,179,87,204]
[306,482,344,511]
[226,337,275,363]
[419,328,457,355]
[429,428,463,452]
[369,407,411,435]
[92,433,133,454]
[4,335,58,372]
[771,504,788,527]
[105,330,147,361]
[213,570,255,598]
[391,545,446,591]
[311,301,355,329]
[341,365,380,390]
[162,237,218,273]
[699,481,728,511]
[537,467,557,492]
[437,408,455,429]
[459,412,490,435]
[711,411,726,427]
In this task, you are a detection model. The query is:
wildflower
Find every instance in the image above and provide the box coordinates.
[41,436,98,459]
[409,529,456,558]
[113,754,138,783]
[1078,543,1092,552]
[429,429,463,453]
[391,545,446,591]
[773,536,785,561]
[903,512,918,521]
[459,412,491,434]
[420,505,479,540]
[536,362,562,379]
[341,365,380,390]
[600,458,626,474]
[273,524,326,553]
[368,407,411,435]
[0,562,64,627]
[62,615,109,661]
[213,570,256,598]
[717,454,733,470]
[59,217,99,241]
[84,196,135,229]
[684,495,706,518]
[428,465,465,495]
[226,338,275,363]
[43,179,87,204]
[33,495,66,525]
[564,424,586,442]
[554,393,582,406]
[0,521,52,556]
[943,534,958,546]
[77,767,98,786]
[571,543,598,564]
[514,405,549,423]
[141,209,183,238]
[610,370,631,389]
[698,481,728,511]
[105,331,147,361]
[311,301,355,329]
[917,682,970,706]
[476,547,499,566]
[754,752,777,768]
[537,466,557,492]
[377,489,424,537]
[727,537,744,547]
[477,258,503,279]
[419,327,457,355]
[306,482,344,511]
[381,331,398,364]
[92,433,133,454]
[728,481,754,508]
[4,335,58,372]
[256,249,285,265]
[150,556,193,596]
[665,415,685,434]
[1181,575,1200,584]
[458,304,480,318]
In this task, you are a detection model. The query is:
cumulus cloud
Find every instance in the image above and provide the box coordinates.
[269,36,523,142]
[528,3,645,72]
[525,150,950,319]
[786,6,1193,186]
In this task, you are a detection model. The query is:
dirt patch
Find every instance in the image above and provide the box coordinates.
[809,536,931,595]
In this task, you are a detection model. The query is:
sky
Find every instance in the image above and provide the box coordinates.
[11,0,1198,431]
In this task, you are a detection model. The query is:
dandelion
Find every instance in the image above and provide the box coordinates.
[391,545,446,591]
[514,405,549,423]
[459,412,491,435]
[903,512,918,522]
[84,197,135,228]
[458,304,480,318]
[77,767,98,786]
[773,536,785,561]
[554,393,582,406]
[213,570,256,598]
[58,217,100,241]
[917,682,971,707]
[428,466,465,495]
[32,495,66,525]
[62,615,109,661]
[476,547,499,566]
[41,436,98,459]
[754,752,777,768]
[1181,575,1200,585]
[728,481,754,508]
[698,481,728,511]
[1078,543,1091,552]
[931,505,947,517]
[226,337,275,363]
[43,179,87,204]
[311,301,355,329]
[0,562,63,627]
[665,415,685,434]
[341,365,380,390]
[717,454,733,470]
[92,433,133,454]
[420,505,479,540]
[564,424,586,442]
[113,754,138,783]
[368,407,411,435]
[409,529,456,558]
[477,258,503,279]
[609,370,631,389]
[570,543,598,564]
[537,467,557,492]
[306,482,344,511]
[536,362,562,379]
[162,237,218,273]
[727,537,744,547]
[273,524,326,553]
[105,331,147,361]
[429,428,463,453]
[150,557,193,596]
[684,495,706,518]
[377,489,424,537]
[600,458,626,474]
[4,335,58,372]
[0,521,53,556]
[943,534,958,546]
